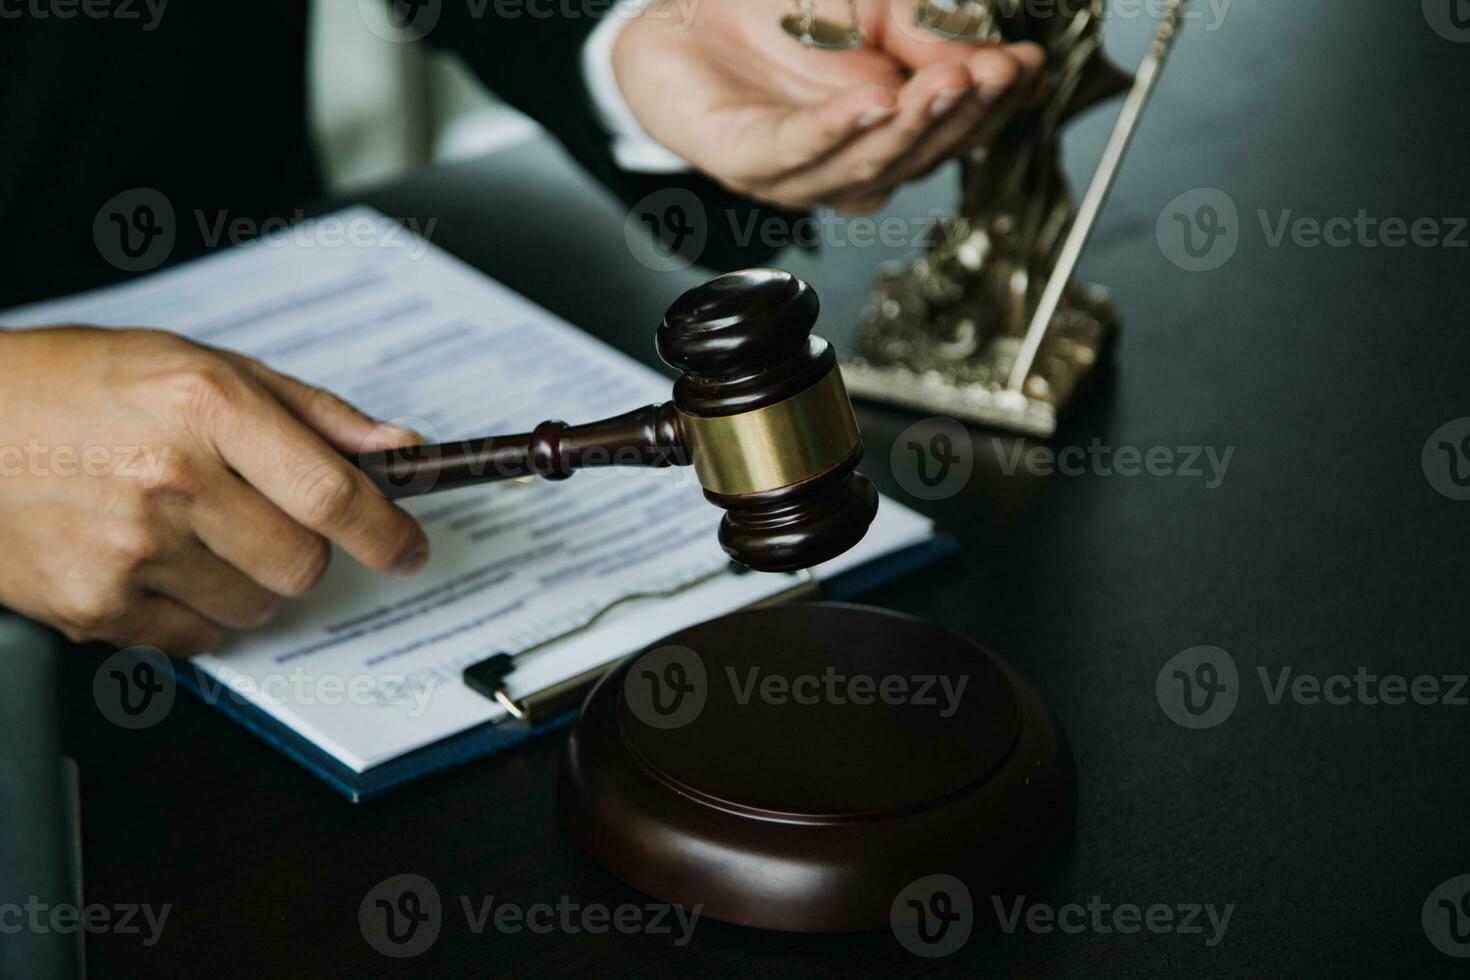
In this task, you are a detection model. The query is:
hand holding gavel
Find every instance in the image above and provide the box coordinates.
[357,269,879,572]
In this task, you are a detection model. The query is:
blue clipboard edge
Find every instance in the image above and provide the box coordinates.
[175,535,959,803]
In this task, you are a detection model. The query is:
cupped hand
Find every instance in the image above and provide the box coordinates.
[0,327,429,655]
[614,0,1044,212]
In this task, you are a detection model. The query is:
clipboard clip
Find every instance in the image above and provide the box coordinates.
[462,563,819,727]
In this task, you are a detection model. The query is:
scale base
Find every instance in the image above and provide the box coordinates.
[559,603,1075,933]
[843,262,1119,437]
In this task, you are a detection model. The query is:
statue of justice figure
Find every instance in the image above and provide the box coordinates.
[785,0,1189,435]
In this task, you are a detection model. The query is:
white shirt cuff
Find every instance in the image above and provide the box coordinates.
[581,0,691,174]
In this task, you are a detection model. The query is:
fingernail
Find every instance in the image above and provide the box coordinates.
[394,544,430,577]
[929,88,967,118]
[856,105,895,129]
[382,424,424,445]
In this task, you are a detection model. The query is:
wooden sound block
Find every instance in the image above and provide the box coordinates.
[558,603,1076,933]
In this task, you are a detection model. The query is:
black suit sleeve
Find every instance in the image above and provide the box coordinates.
[421,4,804,270]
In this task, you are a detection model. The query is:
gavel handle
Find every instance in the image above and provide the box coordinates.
[357,403,689,500]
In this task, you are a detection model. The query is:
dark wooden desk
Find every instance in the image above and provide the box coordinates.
[60,1,1470,975]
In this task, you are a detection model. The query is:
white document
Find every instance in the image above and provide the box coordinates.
[1,208,935,772]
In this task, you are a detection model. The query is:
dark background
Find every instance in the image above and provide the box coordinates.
[45,0,1470,975]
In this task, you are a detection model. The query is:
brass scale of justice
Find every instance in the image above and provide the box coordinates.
[352,0,1192,934]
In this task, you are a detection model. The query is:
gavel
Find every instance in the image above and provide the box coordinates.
[356,269,879,573]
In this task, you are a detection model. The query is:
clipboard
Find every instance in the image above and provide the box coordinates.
[174,536,956,803]
[459,561,820,727]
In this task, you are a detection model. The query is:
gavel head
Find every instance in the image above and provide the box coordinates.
[657,269,879,573]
